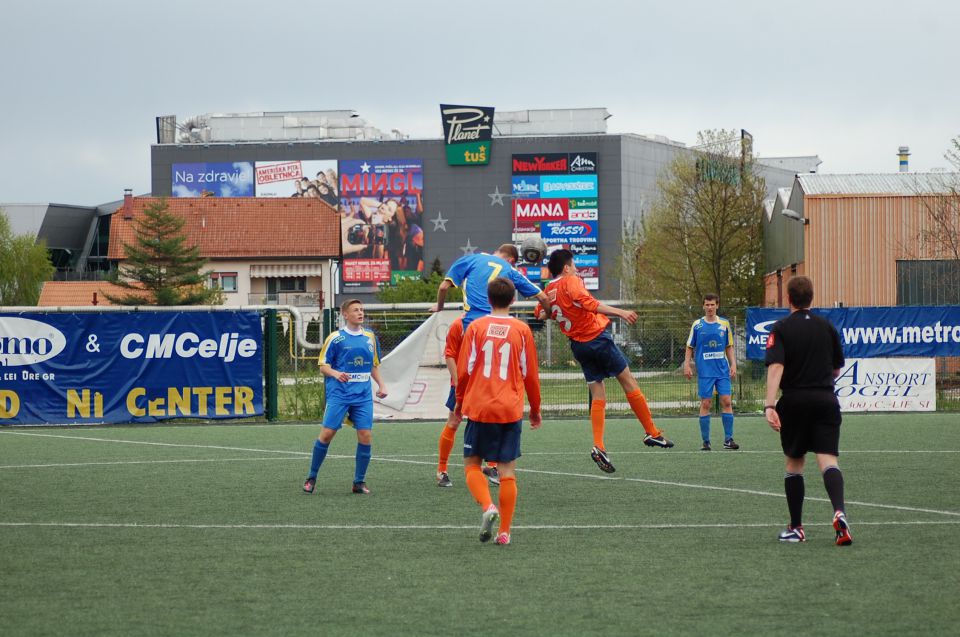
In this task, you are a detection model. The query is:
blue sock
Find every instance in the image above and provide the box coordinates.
[699,415,711,442]
[722,413,734,440]
[354,442,372,484]
[309,440,329,479]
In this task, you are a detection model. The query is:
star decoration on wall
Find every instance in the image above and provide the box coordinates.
[360,161,371,173]
[488,186,508,206]
[459,238,478,255]
[430,211,448,232]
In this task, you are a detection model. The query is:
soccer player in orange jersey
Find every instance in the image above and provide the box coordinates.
[436,317,499,487]
[535,249,673,474]
[454,277,542,545]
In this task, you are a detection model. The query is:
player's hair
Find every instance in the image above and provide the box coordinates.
[487,277,516,309]
[547,249,574,277]
[340,298,363,313]
[496,243,519,263]
[787,276,814,309]
[703,293,720,303]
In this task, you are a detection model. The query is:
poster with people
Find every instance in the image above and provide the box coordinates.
[339,159,424,292]
[253,160,339,206]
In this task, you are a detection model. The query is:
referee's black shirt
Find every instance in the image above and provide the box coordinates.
[764,310,844,392]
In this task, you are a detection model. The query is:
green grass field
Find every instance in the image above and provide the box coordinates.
[2,414,959,636]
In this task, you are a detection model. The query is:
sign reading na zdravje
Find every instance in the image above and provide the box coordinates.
[440,104,494,166]
[0,312,264,425]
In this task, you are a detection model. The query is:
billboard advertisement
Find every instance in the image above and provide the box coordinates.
[254,160,339,204]
[339,159,424,292]
[0,312,263,425]
[440,104,494,166]
[511,151,599,289]
[835,358,936,412]
[172,162,255,197]
[746,306,960,359]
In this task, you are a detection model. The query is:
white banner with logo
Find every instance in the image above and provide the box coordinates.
[834,358,936,412]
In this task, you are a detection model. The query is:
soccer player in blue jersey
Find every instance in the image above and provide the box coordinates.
[303,299,388,495]
[683,293,739,451]
[431,243,550,329]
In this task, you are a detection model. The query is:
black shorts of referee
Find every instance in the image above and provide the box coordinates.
[775,388,841,458]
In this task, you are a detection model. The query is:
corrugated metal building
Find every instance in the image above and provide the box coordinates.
[763,172,960,307]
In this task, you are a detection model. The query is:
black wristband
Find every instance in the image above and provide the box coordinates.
[764,405,776,411]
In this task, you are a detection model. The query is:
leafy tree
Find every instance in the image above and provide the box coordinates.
[0,209,55,305]
[375,271,462,304]
[105,199,223,306]
[621,130,767,313]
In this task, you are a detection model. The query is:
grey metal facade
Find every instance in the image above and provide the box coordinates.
[151,134,797,301]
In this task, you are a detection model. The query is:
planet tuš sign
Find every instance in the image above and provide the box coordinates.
[440,104,495,166]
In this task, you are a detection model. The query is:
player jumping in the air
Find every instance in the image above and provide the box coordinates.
[535,249,673,474]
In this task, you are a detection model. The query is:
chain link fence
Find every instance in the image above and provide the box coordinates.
[273,304,960,420]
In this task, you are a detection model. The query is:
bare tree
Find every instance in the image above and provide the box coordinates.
[621,130,767,312]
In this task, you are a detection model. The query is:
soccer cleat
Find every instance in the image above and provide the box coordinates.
[833,511,853,546]
[479,506,500,543]
[590,446,616,473]
[302,477,316,494]
[437,471,453,488]
[351,482,371,494]
[723,438,740,450]
[644,433,675,448]
[701,441,712,451]
[778,525,806,543]
[494,532,511,546]
[482,466,501,486]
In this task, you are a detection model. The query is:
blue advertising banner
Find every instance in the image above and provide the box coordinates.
[172,163,255,197]
[745,306,960,360]
[0,312,263,425]
[541,220,598,243]
[539,174,598,198]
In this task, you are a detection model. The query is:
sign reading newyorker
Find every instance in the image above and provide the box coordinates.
[510,152,600,289]
[440,104,494,166]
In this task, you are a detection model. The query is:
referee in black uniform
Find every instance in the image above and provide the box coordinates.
[764,276,853,545]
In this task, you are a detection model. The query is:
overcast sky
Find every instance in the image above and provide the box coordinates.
[1,0,956,206]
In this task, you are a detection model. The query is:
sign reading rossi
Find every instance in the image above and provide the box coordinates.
[0,312,263,425]
[510,151,600,289]
[440,104,494,166]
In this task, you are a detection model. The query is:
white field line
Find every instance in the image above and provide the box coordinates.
[0,520,958,531]
[2,431,958,517]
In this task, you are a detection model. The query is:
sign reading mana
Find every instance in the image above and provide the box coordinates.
[513,198,569,222]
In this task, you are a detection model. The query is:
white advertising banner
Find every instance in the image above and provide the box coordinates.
[834,358,936,412]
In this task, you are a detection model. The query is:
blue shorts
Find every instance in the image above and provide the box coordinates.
[322,399,373,430]
[445,385,456,412]
[697,376,732,399]
[570,329,630,384]
[463,419,522,462]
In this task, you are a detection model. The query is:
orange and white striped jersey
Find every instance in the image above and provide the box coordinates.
[456,315,541,423]
[444,317,464,361]
[535,275,609,342]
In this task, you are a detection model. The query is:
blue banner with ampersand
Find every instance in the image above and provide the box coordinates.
[0,311,263,425]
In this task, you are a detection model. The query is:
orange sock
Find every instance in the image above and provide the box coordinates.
[438,426,456,473]
[498,476,517,534]
[590,399,606,449]
[465,465,493,510]
[626,389,660,437]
